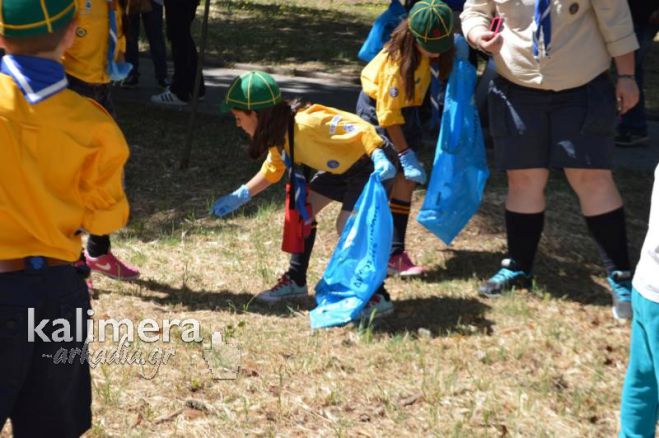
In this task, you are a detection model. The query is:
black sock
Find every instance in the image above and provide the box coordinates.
[390,198,411,255]
[584,207,631,273]
[87,234,111,257]
[376,284,391,301]
[506,210,544,273]
[287,222,318,286]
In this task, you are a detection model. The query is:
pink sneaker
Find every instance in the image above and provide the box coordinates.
[85,251,140,280]
[388,251,425,277]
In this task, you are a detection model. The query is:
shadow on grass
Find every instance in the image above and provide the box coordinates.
[420,248,611,306]
[372,296,493,337]
[196,0,375,72]
[104,278,314,317]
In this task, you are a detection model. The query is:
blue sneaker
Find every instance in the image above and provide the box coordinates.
[479,259,532,298]
[608,270,632,321]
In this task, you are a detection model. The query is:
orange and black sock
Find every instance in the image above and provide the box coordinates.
[389,199,411,256]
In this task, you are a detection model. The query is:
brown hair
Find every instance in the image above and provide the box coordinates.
[239,99,306,160]
[1,22,72,55]
[385,19,455,102]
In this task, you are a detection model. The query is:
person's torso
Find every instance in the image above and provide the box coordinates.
[283,104,382,174]
[491,0,612,90]
[634,164,659,301]
[63,0,111,84]
[0,73,117,261]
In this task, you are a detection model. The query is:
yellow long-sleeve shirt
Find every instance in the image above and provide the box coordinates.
[0,73,130,261]
[259,104,385,183]
[63,0,126,84]
[360,49,432,128]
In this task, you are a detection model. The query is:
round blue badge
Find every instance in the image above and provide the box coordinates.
[327,160,340,169]
[389,87,399,97]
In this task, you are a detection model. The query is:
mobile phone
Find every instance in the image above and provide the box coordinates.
[489,16,503,34]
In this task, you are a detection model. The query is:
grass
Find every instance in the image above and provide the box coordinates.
[0,98,651,436]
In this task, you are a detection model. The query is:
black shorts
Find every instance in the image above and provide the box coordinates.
[309,144,396,212]
[356,90,423,152]
[0,264,92,437]
[488,73,617,171]
[67,74,116,118]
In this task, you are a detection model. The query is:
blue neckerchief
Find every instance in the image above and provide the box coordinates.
[533,0,552,59]
[1,55,68,104]
[107,9,132,81]
[282,150,312,224]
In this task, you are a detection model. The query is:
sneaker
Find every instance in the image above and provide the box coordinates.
[256,274,308,303]
[388,251,425,277]
[608,270,632,321]
[120,73,139,88]
[615,132,650,148]
[479,258,532,298]
[358,293,394,320]
[84,251,140,281]
[150,89,187,106]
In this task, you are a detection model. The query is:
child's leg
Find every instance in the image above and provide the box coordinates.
[87,234,111,257]
[286,190,333,286]
[389,175,414,255]
[620,289,659,437]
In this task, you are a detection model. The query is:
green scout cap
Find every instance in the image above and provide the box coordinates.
[0,0,77,37]
[220,71,282,113]
[408,0,454,54]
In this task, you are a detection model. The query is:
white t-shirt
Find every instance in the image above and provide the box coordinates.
[633,164,659,302]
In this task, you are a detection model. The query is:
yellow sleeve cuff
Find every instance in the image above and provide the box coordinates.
[377,109,405,128]
[260,149,286,184]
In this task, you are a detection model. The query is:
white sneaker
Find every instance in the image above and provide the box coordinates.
[358,294,394,320]
[150,89,187,106]
[256,274,308,304]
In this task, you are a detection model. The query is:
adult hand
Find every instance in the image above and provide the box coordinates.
[398,149,427,184]
[616,77,640,115]
[472,29,503,55]
[211,185,251,217]
[371,148,397,181]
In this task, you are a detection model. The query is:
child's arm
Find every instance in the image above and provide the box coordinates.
[211,172,273,218]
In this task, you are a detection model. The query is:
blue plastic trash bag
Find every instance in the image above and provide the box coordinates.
[358,0,407,63]
[310,173,393,329]
[416,35,489,246]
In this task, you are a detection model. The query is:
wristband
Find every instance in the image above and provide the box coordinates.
[617,74,635,80]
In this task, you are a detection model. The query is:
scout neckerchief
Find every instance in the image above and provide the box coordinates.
[282,117,312,224]
[107,1,133,81]
[1,55,68,104]
[533,0,551,59]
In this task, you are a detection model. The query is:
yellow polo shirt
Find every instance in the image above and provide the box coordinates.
[360,48,432,127]
[260,104,385,183]
[63,0,125,84]
[0,74,130,261]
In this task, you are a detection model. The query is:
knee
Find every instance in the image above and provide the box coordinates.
[570,171,615,197]
[507,173,544,196]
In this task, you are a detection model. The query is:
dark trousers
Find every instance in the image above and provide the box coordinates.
[164,0,205,101]
[124,1,168,82]
[0,264,92,437]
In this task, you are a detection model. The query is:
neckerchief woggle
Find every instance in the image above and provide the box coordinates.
[282,150,312,224]
[1,55,68,104]
[108,6,132,81]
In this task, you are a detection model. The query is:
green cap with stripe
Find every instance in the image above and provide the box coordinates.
[408,0,454,55]
[0,0,77,37]
[220,71,283,113]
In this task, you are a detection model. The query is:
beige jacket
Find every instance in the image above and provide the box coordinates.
[460,0,639,91]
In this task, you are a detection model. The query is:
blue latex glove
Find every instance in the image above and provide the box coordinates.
[211,185,251,217]
[370,148,396,181]
[398,149,427,184]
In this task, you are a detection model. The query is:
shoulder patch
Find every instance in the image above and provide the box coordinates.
[389,87,399,97]
[327,160,340,169]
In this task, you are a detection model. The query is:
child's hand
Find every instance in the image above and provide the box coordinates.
[371,149,396,181]
[398,149,426,184]
[211,185,251,217]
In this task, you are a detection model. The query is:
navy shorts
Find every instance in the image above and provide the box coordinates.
[356,90,423,152]
[310,143,397,212]
[0,263,92,437]
[488,73,617,171]
[67,74,116,118]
